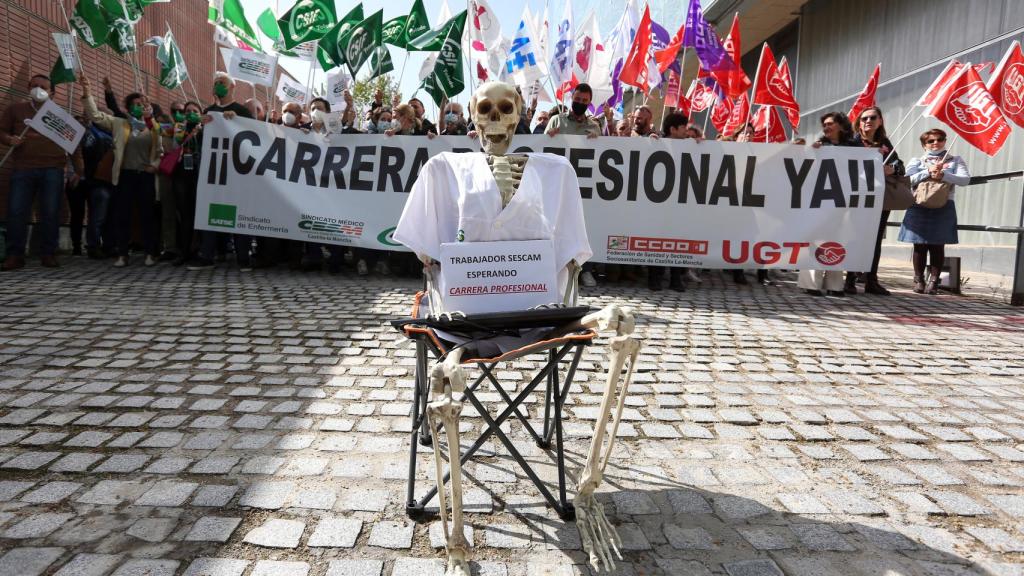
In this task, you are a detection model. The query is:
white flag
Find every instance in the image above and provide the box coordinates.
[219,46,235,71]
[506,10,547,87]
[52,33,79,71]
[573,11,599,85]
[229,48,278,87]
[325,69,351,106]
[276,75,308,105]
[27,100,84,155]
[468,0,502,52]
[550,0,573,86]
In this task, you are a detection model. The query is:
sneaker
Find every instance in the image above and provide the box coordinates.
[113,256,127,268]
[144,255,156,267]
[186,258,214,270]
[357,260,369,276]
[580,270,597,287]
[685,269,701,284]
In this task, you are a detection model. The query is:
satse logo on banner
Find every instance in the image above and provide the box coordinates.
[28,99,85,155]
[229,48,278,87]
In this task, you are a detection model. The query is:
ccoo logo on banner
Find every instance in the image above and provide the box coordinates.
[196,114,884,269]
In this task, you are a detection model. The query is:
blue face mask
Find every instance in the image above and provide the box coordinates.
[445,112,458,124]
[377,120,392,132]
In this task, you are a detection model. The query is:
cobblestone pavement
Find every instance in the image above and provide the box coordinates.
[2,259,1024,576]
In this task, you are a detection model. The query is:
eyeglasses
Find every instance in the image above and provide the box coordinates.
[926,138,946,144]
[860,115,879,122]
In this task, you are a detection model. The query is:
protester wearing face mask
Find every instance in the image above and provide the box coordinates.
[440,101,469,136]
[367,108,393,134]
[79,75,162,268]
[76,111,116,260]
[545,83,601,139]
[279,102,303,129]
[187,72,254,271]
[171,102,203,265]
[155,105,180,262]
[307,98,331,134]
[1,75,84,271]
[385,104,429,136]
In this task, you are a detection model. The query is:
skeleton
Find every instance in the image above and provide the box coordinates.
[420,81,640,575]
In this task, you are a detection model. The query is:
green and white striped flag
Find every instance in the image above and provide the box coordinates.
[208,0,261,50]
[277,0,338,51]
[156,31,188,89]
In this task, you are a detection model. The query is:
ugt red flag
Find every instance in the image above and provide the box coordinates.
[686,77,717,112]
[777,56,800,130]
[711,13,751,99]
[752,43,800,111]
[848,64,881,124]
[986,40,1024,128]
[927,63,1011,156]
[710,94,734,133]
[752,105,786,143]
[620,5,653,93]
[723,92,750,136]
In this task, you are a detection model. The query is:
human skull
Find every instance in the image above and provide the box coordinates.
[470,82,522,156]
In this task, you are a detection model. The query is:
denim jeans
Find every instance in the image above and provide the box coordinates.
[87,180,112,251]
[5,167,64,257]
[113,170,157,257]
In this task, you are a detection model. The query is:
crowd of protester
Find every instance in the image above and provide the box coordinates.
[1,73,968,297]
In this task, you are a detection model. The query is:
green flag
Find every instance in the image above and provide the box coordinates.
[157,32,188,89]
[338,10,383,78]
[50,56,76,87]
[209,0,261,49]
[381,16,407,49]
[401,0,431,47]
[368,46,394,80]
[257,8,280,40]
[315,3,363,71]
[277,0,337,51]
[70,0,111,48]
[100,0,142,23]
[105,19,137,54]
[408,10,466,52]
[419,11,467,106]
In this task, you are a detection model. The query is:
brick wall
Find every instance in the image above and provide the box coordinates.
[0,0,268,223]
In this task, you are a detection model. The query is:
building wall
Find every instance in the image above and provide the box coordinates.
[793,0,1024,248]
[0,0,258,224]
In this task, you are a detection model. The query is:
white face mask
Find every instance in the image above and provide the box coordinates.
[311,109,326,124]
[282,112,297,126]
[30,87,49,103]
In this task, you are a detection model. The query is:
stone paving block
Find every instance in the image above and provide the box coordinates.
[723,559,785,576]
[367,521,414,549]
[4,513,75,538]
[93,454,149,473]
[789,523,856,551]
[986,494,1024,517]
[391,559,444,576]
[182,558,249,576]
[185,517,242,542]
[239,481,295,509]
[325,559,384,576]
[192,485,238,507]
[0,480,37,501]
[663,524,714,550]
[2,451,60,469]
[243,519,305,548]
[53,553,122,576]
[77,480,148,505]
[250,561,310,576]
[20,481,81,503]
[307,516,362,547]
[135,480,198,506]
[110,559,180,576]
[0,547,64,576]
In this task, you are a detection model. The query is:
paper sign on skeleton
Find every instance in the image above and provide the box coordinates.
[394,81,641,575]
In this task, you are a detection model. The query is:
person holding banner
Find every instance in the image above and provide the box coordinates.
[188,73,254,271]
[1,75,84,271]
[799,112,858,296]
[899,129,971,295]
[81,76,163,268]
[408,98,436,135]
[849,106,904,296]
[545,83,601,139]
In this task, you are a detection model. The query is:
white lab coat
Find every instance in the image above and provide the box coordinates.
[395,152,592,298]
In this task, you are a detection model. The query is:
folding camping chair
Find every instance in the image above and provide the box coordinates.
[392,277,592,522]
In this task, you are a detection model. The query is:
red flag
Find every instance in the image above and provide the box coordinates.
[620,5,654,93]
[723,93,750,136]
[752,105,787,143]
[927,63,1011,156]
[676,91,691,118]
[752,44,800,112]
[665,69,681,104]
[985,40,1024,128]
[848,63,880,124]
[655,21,684,74]
[918,60,964,107]
[710,13,751,99]
[710,95,733,133]
[686,77,716,112]
[777,56,800,130]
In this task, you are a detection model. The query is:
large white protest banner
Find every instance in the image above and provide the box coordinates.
[27,100,85,155]
[228,48,278,86]
[196,115,884,270]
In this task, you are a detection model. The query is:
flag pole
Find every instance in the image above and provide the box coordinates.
[0,126,31,172]
[659,46,685,132]
[882,107,923,164]
[703,92,714,134]
[166,22,202,105]
[56,0,83,112]
[744,43,766,131]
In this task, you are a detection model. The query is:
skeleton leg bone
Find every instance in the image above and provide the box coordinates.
[574,305,641,572]
[427,348,472,576]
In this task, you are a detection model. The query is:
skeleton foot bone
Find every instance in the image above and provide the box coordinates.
[574,305,641,572]
[427,349,472,576]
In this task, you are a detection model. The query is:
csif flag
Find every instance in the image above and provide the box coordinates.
[927,63,1011,156]
[382,16,408,48]
[336,10,383,78]
[70,0,110,48]
[848,63,880,124]
[209,0,261,50]
[420,10,468,106]
[752,43,799,111]
[316,4,364,71]
[985,40,1024,128]
[156,31,189,89]
[368,46,395,80]
[277,0,337,50]
[408,10,465,52]
[619,4,653,93]
[401,0,432,48]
